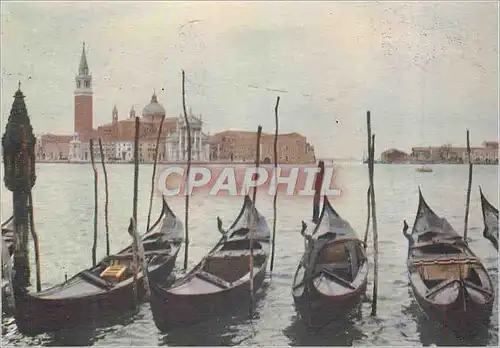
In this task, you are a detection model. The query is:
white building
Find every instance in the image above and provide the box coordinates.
[68,133,86,162]
[165,110,210,162]
[115,141,134,161]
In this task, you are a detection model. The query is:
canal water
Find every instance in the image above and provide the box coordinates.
[1,163,498,346]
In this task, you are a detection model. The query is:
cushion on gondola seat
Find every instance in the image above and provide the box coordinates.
[418,263,469,280]
[100,265,127,282]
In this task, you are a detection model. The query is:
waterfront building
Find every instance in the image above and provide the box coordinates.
[380,148,408,163]
[410,141,498,164]
[209,130,316,164]
[35,43,314,164]
[165,109,210,162]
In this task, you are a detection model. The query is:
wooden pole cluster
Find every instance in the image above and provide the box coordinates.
[181,70,192,271]
[464,129,473,242]
[98,139,110,256]
[366,111,379,316]
[89,139,98,267]
[249,125,263,313]
[20,126,41,292]
[147,114,166,231]
[270,97,280,273]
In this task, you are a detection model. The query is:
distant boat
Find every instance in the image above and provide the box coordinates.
[417,166,433,173]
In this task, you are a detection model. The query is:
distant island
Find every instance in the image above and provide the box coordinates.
[378,141,498,165]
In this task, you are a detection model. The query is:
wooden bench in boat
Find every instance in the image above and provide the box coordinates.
[413,257,481,265]
[196,270,231,289]
[321,267,356,289]
[411,238,465,249]
[207,249,266,260]
[104,249,171,261]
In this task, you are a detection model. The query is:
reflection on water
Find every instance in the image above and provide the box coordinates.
[1,307,140,346]
[283,310,366,346]
[160,282,270,346]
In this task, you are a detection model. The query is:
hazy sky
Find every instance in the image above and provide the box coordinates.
[1,1,498,158]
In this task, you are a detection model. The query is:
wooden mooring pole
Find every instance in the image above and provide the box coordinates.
[363,187,371,249]
[366,111,379,316]
[270,97,280,273]
[249,125,263,314]
[464,129,473,242]
[98,138,110,256]
[181,70,192,271]
[89,138,98,267]
[131,116,140,303]
[147,114,166,231]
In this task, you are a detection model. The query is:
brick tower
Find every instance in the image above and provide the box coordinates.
[74,42,93,136]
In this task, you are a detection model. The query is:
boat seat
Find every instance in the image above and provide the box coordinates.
[105,249,171,261]
[196,270,230,289]
[322,267,356,289]
[79,270,114,290]
[317,263,352,282]
[207,249,266,260]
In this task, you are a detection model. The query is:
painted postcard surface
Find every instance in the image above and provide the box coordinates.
[1,1,498,346]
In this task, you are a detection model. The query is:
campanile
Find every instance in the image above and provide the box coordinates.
[74,42,93,136]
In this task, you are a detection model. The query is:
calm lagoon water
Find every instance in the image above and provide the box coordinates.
[1,163,498,346]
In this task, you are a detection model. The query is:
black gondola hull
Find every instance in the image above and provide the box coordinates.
[150,259,267,331]
[149,195,271,331]
[13,249,179,335]
[410,280,493,335]
[405,188,495,337]
[292,278,367,328]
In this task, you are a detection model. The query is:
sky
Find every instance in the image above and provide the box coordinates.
[1,1,498,159]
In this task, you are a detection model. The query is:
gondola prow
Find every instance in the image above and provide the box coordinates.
[216,216,227,238]
[300,220,308,237]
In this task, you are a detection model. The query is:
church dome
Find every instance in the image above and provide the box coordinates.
[142,93,165,119]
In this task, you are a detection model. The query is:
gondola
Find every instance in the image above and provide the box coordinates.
[479,187,498,251]
[149,195,270,330]
[12,195,183,335]
[403,188,494,336]
[291,196,368,328]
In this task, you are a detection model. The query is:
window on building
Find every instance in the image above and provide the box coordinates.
[84,81,90,88]
[77,81,81,88]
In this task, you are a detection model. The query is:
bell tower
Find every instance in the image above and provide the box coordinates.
[74,42,93,136]
[112,105,118,124]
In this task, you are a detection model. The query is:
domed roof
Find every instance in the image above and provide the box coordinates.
[142,93,165,118]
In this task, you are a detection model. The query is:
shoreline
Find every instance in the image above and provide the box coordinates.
[34,160,499,165]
